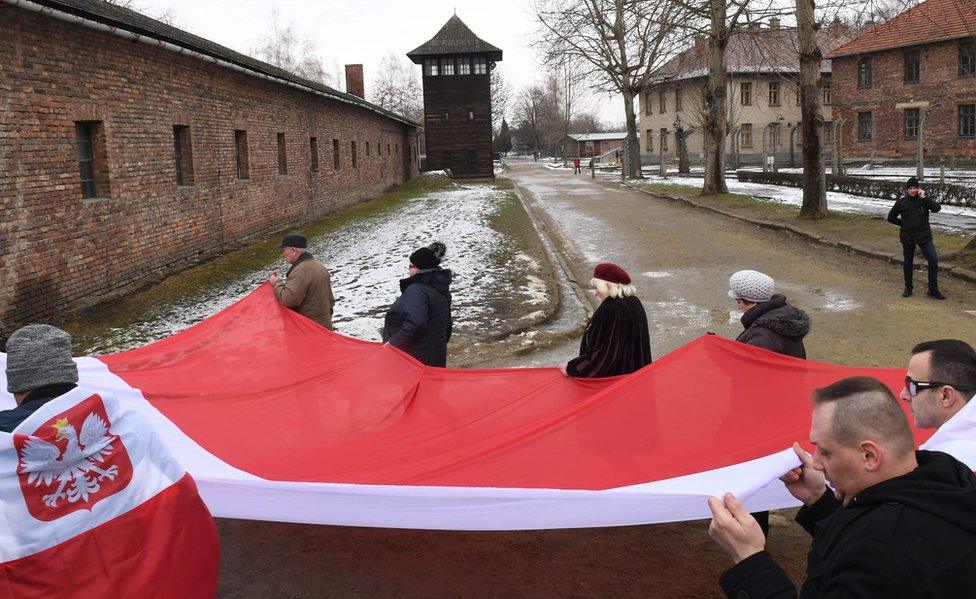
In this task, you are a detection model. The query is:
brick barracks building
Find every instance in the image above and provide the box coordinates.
[0,0,421,332]
[827,0,976,162]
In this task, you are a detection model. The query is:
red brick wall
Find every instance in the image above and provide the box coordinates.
[832,41,976,160]
[0,8,419,331]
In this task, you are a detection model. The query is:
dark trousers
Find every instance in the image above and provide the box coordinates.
[753,510,770,537]
[902,241,939,292]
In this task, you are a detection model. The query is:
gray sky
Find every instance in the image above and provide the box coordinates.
[135,0,625,125]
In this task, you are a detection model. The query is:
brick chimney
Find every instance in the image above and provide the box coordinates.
[345,64,364,98]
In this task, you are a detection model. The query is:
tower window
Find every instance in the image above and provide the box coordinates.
[459,58,471,75]
[440,58,455,75]
[424,59,438,76]
[473,57,487,74]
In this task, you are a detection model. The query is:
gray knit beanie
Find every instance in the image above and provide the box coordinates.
[5,325,79,393]
[727,270,775,303]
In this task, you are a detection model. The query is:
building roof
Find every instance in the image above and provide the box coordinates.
[18,0,420,128]
[566,132,628,142]
[653,22,853,84]
[827,0,976,58]
[407,15,503,63]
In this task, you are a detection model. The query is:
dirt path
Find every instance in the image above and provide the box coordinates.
[217,161,975,598]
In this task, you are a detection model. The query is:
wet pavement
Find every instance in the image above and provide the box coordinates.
[508,158,976,368]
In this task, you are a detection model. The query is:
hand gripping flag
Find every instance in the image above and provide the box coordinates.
[1,283,970,534]
[0,388,219,598]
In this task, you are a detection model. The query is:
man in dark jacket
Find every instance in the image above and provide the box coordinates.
[0,324,80,432]
[709,376,976,598]
[887,176,945,299]
[382,242,453,367]
[729,270,810,359]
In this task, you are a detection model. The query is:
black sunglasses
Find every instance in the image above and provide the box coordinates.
[904,376,971,397]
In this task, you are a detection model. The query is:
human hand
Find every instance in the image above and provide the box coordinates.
[708,493,766,564]
[778,442,826,506]
[918,188,925,199]
[269,271,281,285]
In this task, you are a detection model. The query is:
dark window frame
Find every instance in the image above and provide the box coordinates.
[173,125,194,186]
[351,141,358,168]
[904,49,921,83]
[959,42,976,77]
[675,87,683,111]
[333,138,340,170]
[857,111,873,140]
[424,59,438,76]
[960,104,976,137]
[904,108,920,139]
[645,92,652,115]
[277,132,287,175]
[234,130,249,180]
[75,122,97,198]
[768,81,781,106]
[473,57,487,75]
[659,91,667,113]
[458,58,471,75]
[440,58,455,76]
[740,82,752,106]
[646,129,653,151]
[858,57,873,88]
[309,136,319,172]
[740,123,753,148]
[822,83,832,105]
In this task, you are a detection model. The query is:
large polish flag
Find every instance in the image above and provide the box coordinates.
[0,388,219,597]
[1,284,973,538]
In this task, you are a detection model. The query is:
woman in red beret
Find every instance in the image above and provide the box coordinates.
[560,263,652,377]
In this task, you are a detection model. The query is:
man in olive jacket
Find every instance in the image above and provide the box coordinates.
[708,377,976,598]
[887,176,945,299]
[269,233,335,330]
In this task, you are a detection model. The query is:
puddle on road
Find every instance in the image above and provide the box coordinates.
[642,271,674,279]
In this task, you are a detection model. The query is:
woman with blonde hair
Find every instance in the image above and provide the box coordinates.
[561,263,652,377]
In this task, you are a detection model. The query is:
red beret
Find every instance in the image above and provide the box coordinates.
[593,262,631,285]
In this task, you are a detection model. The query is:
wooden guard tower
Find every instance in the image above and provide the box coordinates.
[408,15,502,179]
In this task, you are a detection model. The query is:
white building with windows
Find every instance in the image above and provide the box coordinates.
[639,19,852,168]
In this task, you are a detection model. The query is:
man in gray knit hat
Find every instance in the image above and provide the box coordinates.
[1,324,79,433]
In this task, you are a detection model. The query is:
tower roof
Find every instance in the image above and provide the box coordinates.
[407,15,503,63]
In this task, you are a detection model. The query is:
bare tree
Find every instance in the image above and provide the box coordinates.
[371,53,423,122]
[534,0,685,178]
[796,0,828,217]
[251,9,332,85]
[491,67,513,132]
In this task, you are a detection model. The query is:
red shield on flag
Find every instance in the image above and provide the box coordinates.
[14,394,133,521]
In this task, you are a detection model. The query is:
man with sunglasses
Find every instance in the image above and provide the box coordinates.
[903,339,976,468]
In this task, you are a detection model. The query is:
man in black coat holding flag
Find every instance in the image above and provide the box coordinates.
[708,376,976,598]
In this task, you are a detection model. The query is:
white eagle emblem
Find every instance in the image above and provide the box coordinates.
[18,413,120,507]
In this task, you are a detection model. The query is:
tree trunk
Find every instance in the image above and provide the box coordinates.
[797,0,827,219]
[622,89,642,178]
[702,3,729,195]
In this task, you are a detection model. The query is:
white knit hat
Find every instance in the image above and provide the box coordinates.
[728,270,775,303]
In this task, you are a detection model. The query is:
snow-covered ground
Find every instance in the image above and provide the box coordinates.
[72,176,550,353]
[740,165,976,185]
[611,172,976,235]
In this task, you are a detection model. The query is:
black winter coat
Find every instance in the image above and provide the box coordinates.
[887,193,941,244]
[735,295,810,359]
[382,268,453,367]
[719,450,976,598]
[567,295,652,378]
